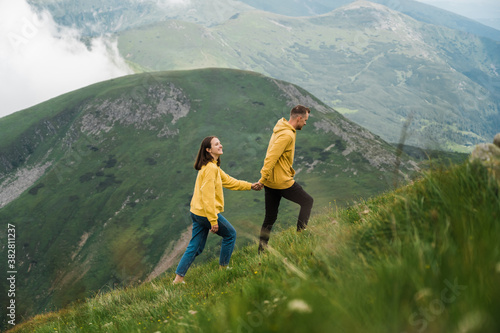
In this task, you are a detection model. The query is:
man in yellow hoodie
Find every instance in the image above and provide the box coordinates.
[257,105,314,253]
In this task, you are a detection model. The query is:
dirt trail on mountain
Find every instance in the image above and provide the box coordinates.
[146,226,192,282]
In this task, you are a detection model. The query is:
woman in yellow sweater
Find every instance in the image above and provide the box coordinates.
[173,136,261,284]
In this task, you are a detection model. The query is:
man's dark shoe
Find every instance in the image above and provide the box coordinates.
[258,242,267,254]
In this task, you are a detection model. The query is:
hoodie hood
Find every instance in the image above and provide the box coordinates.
[273,118,296,134]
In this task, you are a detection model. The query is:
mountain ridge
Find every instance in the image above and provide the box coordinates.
[239,0,500,41]
[30,0,500,41]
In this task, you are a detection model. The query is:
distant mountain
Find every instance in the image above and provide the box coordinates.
[30,0,500,41]
[0,68,415,320]
[117,2,500,151]
[239,0,500,42]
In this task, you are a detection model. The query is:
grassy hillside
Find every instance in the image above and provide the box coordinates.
[117,2,500,151]
[7,159,500,332]
[0,68,416,325]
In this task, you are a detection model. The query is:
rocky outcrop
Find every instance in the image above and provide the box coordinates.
[272,79,330,114]
[0,161,52,208]
[469,133,500,185]
[80,82,190,135]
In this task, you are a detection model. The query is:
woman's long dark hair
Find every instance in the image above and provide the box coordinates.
[194,136,221,170]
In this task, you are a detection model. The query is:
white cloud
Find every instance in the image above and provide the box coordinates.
[0,0,132,119]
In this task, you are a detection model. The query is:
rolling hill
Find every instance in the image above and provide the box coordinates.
[0,68,417,323]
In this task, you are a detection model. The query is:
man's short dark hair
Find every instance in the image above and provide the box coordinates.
[290,105,310,118]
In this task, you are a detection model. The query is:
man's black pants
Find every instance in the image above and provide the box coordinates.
[259,182,313,250]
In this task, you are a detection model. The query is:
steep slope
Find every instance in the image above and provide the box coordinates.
[6,158,500,332]
[0,68,415,321]
[117,2,500,151]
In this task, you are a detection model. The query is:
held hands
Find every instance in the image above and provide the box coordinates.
[210,183,262,234]
[251,182,264,191]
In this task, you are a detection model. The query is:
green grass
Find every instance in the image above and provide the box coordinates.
[8,159,500,332]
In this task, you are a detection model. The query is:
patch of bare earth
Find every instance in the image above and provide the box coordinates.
[145,226,192,282]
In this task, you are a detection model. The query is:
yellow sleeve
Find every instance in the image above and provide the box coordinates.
[220,168,252,190]
[259,132,293,183]
[199,164,218,225]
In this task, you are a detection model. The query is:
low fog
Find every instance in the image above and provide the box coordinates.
[0,0,133,118]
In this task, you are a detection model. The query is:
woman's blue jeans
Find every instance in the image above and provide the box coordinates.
[175,212,236,277]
